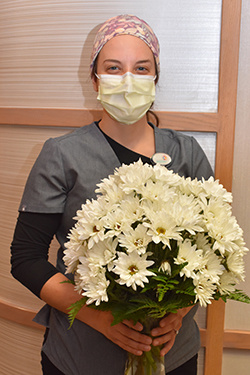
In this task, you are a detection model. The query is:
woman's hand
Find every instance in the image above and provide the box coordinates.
[150,306,194,356]
[40,273,152,356]
[92,310,153,356]
[40,273,192,357]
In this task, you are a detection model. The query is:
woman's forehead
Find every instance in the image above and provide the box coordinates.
[98,35,155,63]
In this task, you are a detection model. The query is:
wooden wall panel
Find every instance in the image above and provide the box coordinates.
[0,317,44,375]
[0,125,73,309]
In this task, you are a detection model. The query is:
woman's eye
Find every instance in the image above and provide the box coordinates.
[108,66,119,72]
[136,66,148,73]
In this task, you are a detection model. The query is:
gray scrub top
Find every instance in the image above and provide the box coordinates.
[20,122,213,374]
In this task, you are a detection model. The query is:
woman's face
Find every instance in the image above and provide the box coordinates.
[92,34,156,91]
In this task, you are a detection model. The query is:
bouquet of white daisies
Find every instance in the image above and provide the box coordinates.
[63,160,249,375]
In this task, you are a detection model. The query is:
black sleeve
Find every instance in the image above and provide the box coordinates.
[10,212,63,298]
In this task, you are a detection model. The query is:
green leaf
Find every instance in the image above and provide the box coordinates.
[227,289,250,304]
[60,279,75,285]
[157,281,179,302]
[67,297,87,328]
[170,262,188,278]
[124,296,178,320]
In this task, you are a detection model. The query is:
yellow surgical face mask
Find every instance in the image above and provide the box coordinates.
[96,72,156,125]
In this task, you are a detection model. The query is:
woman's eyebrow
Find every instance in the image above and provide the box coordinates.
[103,59,121,64]
[103,59,153,65]
[135,60,152,64]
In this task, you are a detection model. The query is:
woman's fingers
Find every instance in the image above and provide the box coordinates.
[151,315,177,337]
[150,312,184,356]
[151,328,178,356]
[151,309,187,338]
[95,308,193,356]
[98,313,152,355]
[123,319,144,332]
[114,323,152,355]
[159,334,176,357]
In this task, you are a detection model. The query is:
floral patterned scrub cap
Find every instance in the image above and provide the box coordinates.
[90,14,160,72]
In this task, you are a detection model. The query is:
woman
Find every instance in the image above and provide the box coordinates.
[11,15,213,375]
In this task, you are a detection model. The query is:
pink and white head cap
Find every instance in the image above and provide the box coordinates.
[90,14,160,73]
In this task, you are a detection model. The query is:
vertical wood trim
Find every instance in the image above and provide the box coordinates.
[204,301,226,375]
[215,0,242,191]
[204,1,242,374]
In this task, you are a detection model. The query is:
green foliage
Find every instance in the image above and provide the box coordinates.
[227,289,250,304]
[155,278,180,302]
[108,291,195,326]
[60,279,75,285]
[67,297,87,328]
[65,256,249,331]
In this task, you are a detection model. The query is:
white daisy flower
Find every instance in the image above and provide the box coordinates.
[87,238,118,271]
[73,199,108,249]
[201,176,233,203]
[178,177,202,198]
[200,250,224,283]
[118,194,144,223]
[174,239,203,279]
[193,274,216,307]
[195,233,212,253]
[153,164,182,187]
[138,179,176,204]
[96,175,124,205]
[171,193,204,235]
[83,275,110,306]
[143,207,182,247]
[74,198,108,233]
[217,270,237,295]
[226,252,245,281]
[63,226,88,274]
[113,251,156,291]
[232,237,249,256]
[207,215,243,255]
[75,258,92,282]
[75,261,110,306]
[116,160,154,194]
[103,207,133,237]
[73,271,86,295]
[201,195,232,223]
[159,261,171,275]
[77,220,105,250]
[118,224,151,255]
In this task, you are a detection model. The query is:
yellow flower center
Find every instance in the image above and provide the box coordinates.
[128,265,139,275]
[157,227,166,235]
[134,239,143,247]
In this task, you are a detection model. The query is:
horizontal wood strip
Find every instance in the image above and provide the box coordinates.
[200,328,250,350]
[0,107,220,132]
[223,330,250,350]
[0,300,44,330]
[1,300,249,350]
